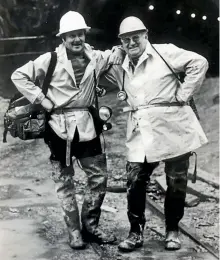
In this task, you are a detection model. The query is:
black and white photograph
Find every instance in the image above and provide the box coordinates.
[0,0,219,259]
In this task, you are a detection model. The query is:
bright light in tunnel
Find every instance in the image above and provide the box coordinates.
[218,17,220,22]
[191,13,196,18]
[176,10,181,15]
[149,5,154,10]
[202,16,207,20]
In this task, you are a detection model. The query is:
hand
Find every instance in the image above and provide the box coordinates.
[41,98,54,112]
[109,46,125,65]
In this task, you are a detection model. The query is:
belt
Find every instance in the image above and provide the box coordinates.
[123,102,188,113]
[53,107,89,114]
[52,107,89,166]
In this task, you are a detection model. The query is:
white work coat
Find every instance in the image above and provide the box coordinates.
[105,42,209,163]
[11,43,111,141]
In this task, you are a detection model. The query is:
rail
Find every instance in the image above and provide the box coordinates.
[0,52,45,58]
[0,36,46,41]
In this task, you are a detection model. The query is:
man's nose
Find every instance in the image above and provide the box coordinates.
[73,36,81,42]
[129,38,136,46]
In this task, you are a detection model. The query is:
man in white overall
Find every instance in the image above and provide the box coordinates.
[11,11,122,249]
[104,16,208,252]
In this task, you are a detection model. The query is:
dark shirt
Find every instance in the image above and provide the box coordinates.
[67,50,89,87]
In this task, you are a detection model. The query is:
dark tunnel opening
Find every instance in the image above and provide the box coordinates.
[81,0,219,76]
[0,0,219,97]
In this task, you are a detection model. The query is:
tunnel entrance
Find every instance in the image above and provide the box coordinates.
[81,0,219,76]
[0,0,219,97]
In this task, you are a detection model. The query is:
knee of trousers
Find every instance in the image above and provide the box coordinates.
[126,162,146,188]
[165,159,189,191]
[80,154,108,191]
[89,174,108,191]
[50,160,74,182]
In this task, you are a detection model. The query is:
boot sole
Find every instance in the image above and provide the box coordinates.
[165,245,181,251]
[70,243,87,250]
[118,242,143,252]
[165,241,181,251]
[84,236,117,245]
[82,231,117,245]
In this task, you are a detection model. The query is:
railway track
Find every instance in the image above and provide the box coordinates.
[88,181,219,260]
[0,132,218,260]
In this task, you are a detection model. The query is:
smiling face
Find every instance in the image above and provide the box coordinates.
[62,29,86,54]
[120,31,148,60]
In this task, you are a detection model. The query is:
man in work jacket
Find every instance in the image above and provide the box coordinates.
[104,16,209,252]
[11,11,122,249]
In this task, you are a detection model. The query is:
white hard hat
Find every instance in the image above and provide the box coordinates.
[118,16,147,37]
[56,11,91,37]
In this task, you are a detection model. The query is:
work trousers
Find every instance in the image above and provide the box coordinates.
[126,154,190,232]
[45,126,107,233]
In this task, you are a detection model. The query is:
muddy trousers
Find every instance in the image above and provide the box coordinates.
[126,154,189,233]
[45,126,107,234]
[51,154,107,233]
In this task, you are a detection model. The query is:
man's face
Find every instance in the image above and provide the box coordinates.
[120,31,148,60]
[63,29,86,54]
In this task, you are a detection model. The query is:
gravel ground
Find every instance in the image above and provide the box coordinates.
[0,77,218,260]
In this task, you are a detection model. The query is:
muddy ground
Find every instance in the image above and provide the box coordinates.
[0,77,219,260]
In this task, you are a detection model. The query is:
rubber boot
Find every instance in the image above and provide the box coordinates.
[165,230,181,250]
[164,154,189,250]
[118,223,144,252]
[79,154,116,244]
[51,160,86,249]
[118,161,158,252]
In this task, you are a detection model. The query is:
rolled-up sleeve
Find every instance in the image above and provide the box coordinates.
[164,44,209,102]
[11,52,51,104]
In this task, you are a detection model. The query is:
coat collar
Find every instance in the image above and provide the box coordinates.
[122,41,153,73]
[55,43,97,85]
[55,43,95,62]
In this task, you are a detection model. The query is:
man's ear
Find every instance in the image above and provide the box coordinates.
[145,29,149,39]
[61,34,66,43]
[144,31,148,39]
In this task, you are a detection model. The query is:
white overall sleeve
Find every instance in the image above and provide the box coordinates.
[163,44,209,102]
[11,52,52,104]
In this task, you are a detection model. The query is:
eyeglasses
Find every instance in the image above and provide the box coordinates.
[120,33,145,45]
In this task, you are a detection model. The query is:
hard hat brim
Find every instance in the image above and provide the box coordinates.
[118,29,147,38]
[56,26,91,37]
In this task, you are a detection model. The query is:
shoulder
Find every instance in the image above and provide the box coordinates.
[151,43,208,66]
[151,43,181,55]
[33,52,53,67]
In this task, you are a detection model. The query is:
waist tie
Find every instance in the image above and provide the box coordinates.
[53,107,89,166]
[53,107,89,114]
[123,102,188,113]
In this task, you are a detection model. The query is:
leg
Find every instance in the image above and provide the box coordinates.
[164,153,190,250]
[118,159,158,252]
[46,126,85,249]
[73,136,116,244]
[79,152,116,244]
